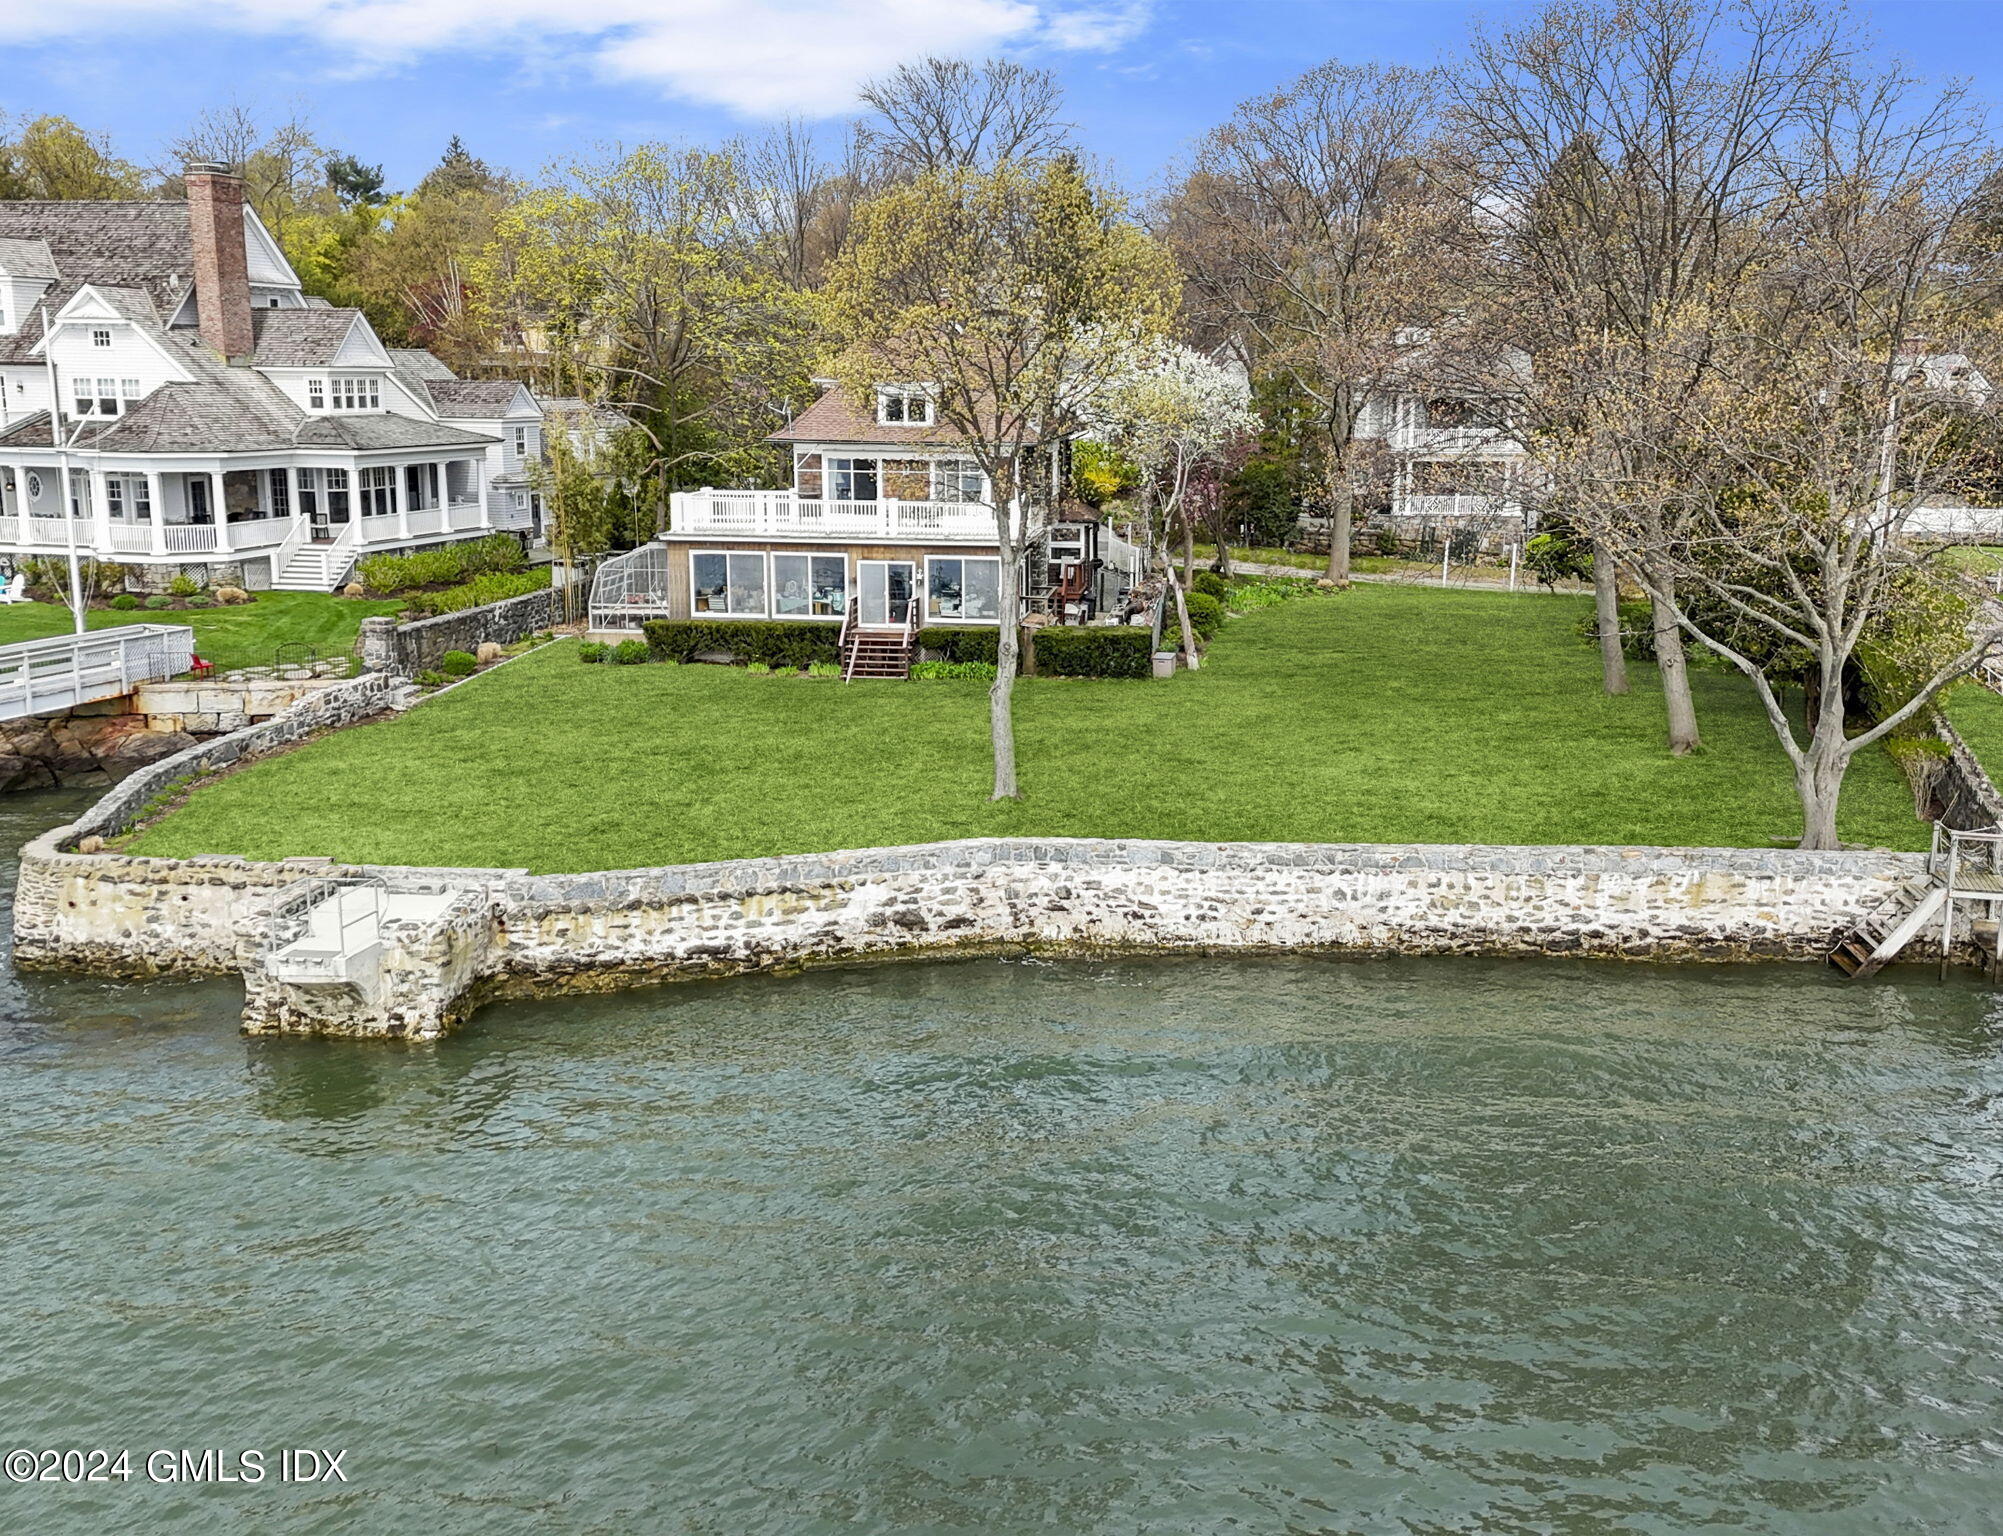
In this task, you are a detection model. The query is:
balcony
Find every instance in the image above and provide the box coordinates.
[1,513,295,558]
[671,489,1000,544]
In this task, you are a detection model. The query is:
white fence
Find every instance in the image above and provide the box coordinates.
[671,489,999,542]
[0,624,195,721]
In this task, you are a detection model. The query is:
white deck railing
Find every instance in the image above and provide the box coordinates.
[0,624,195,721]
[671,489,1000,543]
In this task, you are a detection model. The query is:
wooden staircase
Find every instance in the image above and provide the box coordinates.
[1827,879,1947,979]
[838,596,918,681]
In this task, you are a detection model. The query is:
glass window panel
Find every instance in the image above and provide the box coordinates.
[772,554,811,617]
[927,558,962,619]
[934,458,983,503]
[727,553,766,615]
[962,558,1000,620]
[830,458,878,501]
[692,553,728,612]
[809,555,846,616]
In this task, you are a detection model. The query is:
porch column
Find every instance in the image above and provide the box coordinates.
[209,470,225,555]
[146,471,166,555]
[395,465,410,541]
[90,469,112,556]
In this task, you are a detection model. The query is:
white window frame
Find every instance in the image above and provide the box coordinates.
[513,426,530,457]
[307,377,325,410]
[925,555,1004,624]
[932,457,983,504]
[90,327,112,348]
[829,456,878,502]
[329,374,380,411]
[358,465,396,517]
[876,387,934,426]
[690,549,768,616]
[770,552,848,620]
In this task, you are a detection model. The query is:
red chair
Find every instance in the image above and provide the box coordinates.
[190,655,215,678]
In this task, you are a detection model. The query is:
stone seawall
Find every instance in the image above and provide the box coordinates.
[359,580,583,675]
[13,830,1933,1024]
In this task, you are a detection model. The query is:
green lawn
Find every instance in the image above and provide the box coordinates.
[0,592,404,671]
[126,585,1927,872]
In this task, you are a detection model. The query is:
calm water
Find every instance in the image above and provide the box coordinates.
[4,794,2003,1533]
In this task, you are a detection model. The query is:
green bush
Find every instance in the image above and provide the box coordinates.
[642,619,841,667]
[917,627,1001,665]
[439,649,479,678]
[577,641,608,663]
[611,639,650,666]
[745,661,773,675]
[1191,569,1231,601]
[186,595,213,609]
[359,534,527,595]
[1575,601,1657,660]
[166,572,202,598]
[144,594,173,611]
[911,660,998,681]
[806,661,841,678]
[1227,576,1322,613]
[1183,591,1226,640]
[404,569,549,617]
[415,669,449,688]
[1033,625,1154,679]
[109,593,140,611]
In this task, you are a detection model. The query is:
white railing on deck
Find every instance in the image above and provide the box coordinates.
[163,523,217,553]
[28,517,73,545]
[0,624,195,721]
[671,489,999,543]
[105,524,152,553]
[0,517,17,543]
[406,507,444,536]
[448,500,484,530]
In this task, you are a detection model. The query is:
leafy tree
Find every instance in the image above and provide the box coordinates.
[0,115,147,199]
[326,154,386,208]
[1070,441,1140,508]
[823,157,1178,799]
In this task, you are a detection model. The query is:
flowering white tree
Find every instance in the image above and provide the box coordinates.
[1093,342,1258,667]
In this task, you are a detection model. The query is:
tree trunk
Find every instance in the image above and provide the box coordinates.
[1325,482,1352,586]
[1180,507,1194,584]
[1591,540,1628,695]
[1795,734,1851,850]
[1212,503,1233,577]
[989,490,1023,801]
[1650,569,1701,756]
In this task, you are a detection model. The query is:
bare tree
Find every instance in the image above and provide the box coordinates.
[1440,0,1853,750]
[163,103,327,242]
[858,58,1071,174]
[744,117,878,288]
[1167,61,1464,585]
[1557,53,2003,847]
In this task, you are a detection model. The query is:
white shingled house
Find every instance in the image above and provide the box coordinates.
[0,162,548,591]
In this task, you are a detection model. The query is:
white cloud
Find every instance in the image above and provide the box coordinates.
[0,0,1155,117]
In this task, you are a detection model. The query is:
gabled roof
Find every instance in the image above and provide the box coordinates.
[0,236,59,280]
[251,308,367,368]
[769,384,965,448]
[539,395,631,432]
[294,413,498,450]
[390,348,457,382]
[0,201,200,314]
[425,378,533,418]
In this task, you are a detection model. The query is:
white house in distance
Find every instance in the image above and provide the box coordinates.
[0,162,548,591]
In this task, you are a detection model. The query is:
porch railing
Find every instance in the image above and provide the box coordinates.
[0,624,195,721]
[672,489,998,542]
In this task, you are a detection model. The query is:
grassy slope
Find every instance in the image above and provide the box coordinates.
[128,585,1926,872]
[0,593,404,668]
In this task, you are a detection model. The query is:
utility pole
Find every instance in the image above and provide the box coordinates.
[40,305,86,635]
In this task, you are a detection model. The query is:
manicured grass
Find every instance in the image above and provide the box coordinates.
[127,585,1927,872]
[0,592,403,670]
[1946,683,2003,781]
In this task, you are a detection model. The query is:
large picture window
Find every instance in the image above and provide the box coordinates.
[830,457,878,501]
[692,551,768,615]
[771,553,847,618]
[926,556,1002,622]
[330,375,380,411]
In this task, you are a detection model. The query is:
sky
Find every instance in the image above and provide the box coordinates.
[3,0,2000,191]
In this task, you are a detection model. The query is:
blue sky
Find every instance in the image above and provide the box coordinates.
[5,1,1998,190]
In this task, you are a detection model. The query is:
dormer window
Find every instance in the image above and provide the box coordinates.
[878,388,933,426]
[90,328,112,348]
[316,374,379,411]
[73,378,139,418]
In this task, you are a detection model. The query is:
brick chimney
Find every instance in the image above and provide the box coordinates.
[184,161,254,363]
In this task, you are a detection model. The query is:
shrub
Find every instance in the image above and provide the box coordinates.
[1373,528,1401,556]
[415,669,449,688]
[577,642,607,663]
[403,569,548,617]
[1183,591,1226,640]
[454,533,529,577]
[439,649,479,678]
[745,661,773,675]
[1574,601,1657,660]
[109,593,140,610]
[1191,569,1231,601]
[144,595,173,611]
[166,572,202,598]
[911,660,998,681]
[806,661,841,677]
[1032,625,1153,679]
[611,639,650,666]
[917,626,1001,665]
[357,534,526,596]
[642,619,841,667]
[186,595,213,609]
[1227,576,1321,613]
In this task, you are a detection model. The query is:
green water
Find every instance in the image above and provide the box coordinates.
[4,794,2003,1533]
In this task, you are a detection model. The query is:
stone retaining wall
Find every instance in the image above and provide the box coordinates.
[360,580,583,675]
[12,828,1939,1018]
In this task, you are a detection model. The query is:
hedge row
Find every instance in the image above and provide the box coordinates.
[404,568,549,617]
[641,619,1154,677]
[643,620,842,667]
[358,533,525,595]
